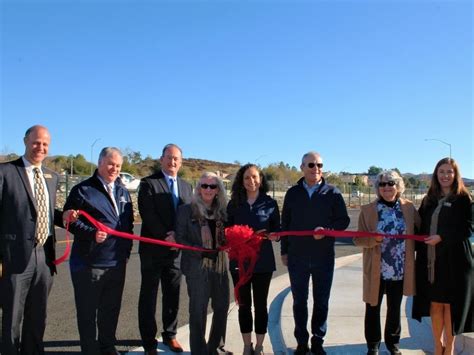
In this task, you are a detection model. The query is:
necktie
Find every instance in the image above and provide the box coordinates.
[33,168,49,246]
[169,178,178,209]
[106,184,119,215]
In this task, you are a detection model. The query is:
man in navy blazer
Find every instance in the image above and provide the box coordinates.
[64,147,134,355]
[138,143,193,354]
[0,125,63,355]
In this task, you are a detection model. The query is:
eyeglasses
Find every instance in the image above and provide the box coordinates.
[379,181,396,187]
[307,162,323,169]
[201,184,218,190]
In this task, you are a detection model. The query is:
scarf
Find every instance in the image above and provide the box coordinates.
[427,196,447,284]
[199,211,227,273]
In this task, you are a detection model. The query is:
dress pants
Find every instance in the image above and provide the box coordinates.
[70,262,126,355]
[1,245,53,355]
[185,265,229,355]
[231,271,273,334]
[288,255,334,347]
[365,278,404,350]
[138,253,182,351]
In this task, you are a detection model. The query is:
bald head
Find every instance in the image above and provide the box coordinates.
[23,125,51,166]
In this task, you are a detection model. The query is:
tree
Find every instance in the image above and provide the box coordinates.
[368,166,383,175]
[354,176,364,187]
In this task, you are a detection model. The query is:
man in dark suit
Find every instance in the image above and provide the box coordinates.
[138,143,193,354]
[0,125,63,355]
[64,147,134,355]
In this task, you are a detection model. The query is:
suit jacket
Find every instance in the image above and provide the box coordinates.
[138,170,193,260]
[0,158,62,275]
[64,171,134,269]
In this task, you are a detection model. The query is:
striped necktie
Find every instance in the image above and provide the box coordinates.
[33,167,49,245]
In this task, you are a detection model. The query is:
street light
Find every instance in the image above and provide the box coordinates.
[90,138,101,175]
[424,138,452,159]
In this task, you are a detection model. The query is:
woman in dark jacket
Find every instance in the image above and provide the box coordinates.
[413,157,473,355]
[176,172,231,355]
[227,164,280,355]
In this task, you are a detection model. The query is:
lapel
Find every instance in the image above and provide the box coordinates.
[158,172,172,193]
[14,158,37,209]
[43,167,56,213]
[158,171,176,211]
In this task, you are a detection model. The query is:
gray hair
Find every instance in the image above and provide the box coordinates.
[375,170,405,199]
[98,147,123,164]
[193,172,227,221]
[161,143,183,158]
[301,151,321,165]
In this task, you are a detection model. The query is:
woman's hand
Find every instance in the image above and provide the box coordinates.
[425,234,442,246]
[313,226,325,240]
[267,232,280,242]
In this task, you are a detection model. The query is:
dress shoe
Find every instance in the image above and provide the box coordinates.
[144,350,158,355]
[163,338,184,353]
[310,343,326,355]
[294,343,309,355]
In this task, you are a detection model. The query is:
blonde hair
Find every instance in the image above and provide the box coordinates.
[375,170,405,199]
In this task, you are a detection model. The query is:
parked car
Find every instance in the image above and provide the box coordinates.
[351,190,364,198]
[119,172,140,192]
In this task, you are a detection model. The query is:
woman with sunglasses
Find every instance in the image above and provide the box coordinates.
[354,170,420,355]
[175,172,231,354]
[227,164,280,355]
[412,158,473,355]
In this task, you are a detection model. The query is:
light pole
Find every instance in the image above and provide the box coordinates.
[90,138,101,175]
[424,138,452,159]
[69,155,74,176]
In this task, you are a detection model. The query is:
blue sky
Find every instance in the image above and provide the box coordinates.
[1,0,472,178]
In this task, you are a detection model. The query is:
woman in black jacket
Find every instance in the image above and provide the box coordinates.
[227,164,280,355]
[412,157,473,355]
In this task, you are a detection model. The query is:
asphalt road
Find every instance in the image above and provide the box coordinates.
[1,209,361,354]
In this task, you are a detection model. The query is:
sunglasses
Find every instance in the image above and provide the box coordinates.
[201,184,218,190]
[379,181,396,187]
[307,162,323,169]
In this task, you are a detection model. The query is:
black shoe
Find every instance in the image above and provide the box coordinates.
[367,350,379,355]
[387,344,401,355]
[310,343,326,355]
[294,343,309,355]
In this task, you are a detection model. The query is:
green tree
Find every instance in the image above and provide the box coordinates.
[368,166,383,175]
[74,154,92,175]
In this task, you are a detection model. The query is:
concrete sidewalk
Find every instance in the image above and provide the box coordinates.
[128,254,473,354]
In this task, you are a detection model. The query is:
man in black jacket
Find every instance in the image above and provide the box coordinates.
[138,143,193,354]
[281,151,350,355]
[64,147,133,355]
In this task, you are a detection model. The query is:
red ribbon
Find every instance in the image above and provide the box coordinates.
[224,225,264,304]
[223,227,428,304]
[53,210,214,265]
[273,229,428,242]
